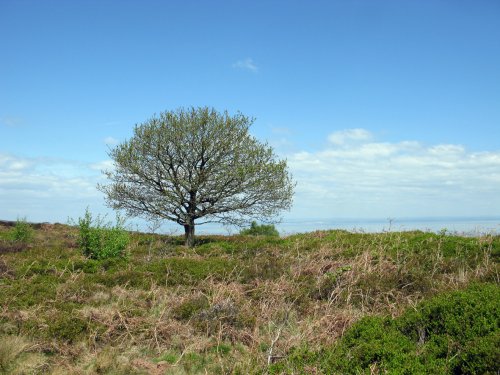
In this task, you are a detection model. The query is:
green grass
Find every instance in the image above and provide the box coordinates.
[0,223,498,373]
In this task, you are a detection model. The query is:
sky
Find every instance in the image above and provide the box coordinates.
[1,0,499,233]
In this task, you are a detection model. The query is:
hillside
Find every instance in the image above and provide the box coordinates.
[0,222,498,374]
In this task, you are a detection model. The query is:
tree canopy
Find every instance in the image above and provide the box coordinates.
[99,107,294,246]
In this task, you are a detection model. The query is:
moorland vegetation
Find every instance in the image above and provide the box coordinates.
[0,217,498,374]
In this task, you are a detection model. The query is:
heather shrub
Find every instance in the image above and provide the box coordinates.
[271,283,500,374]
[240,221,279,237]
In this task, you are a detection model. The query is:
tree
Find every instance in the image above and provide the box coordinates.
[98,107,294,247]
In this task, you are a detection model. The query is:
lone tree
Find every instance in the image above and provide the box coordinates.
[99,107,294,247]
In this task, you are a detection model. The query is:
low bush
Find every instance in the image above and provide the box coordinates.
[0,223,497,373]
[47,314,90,343]
[6,275,60,309]
[75,208,129,260]
[173,295,209,320]
[10,218,34,243]
[272,283,500,374]
[240,221,280,237]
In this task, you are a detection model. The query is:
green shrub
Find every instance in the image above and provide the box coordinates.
[75,208,129,260]
[455,331,500,374]
[47,314,90,343]
[10,217,33,243]
[272,283,500,374]
[6,275,59,309]
[172,295,209,320]
[240,221,279,237]
[398,283,499,346]
[72,257,128,274]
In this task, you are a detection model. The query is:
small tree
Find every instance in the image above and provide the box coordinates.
[11,217,33,243]
[99,107,294,247]
[75,208,129,260]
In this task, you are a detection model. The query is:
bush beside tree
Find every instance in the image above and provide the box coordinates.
[75,208,129,260]
[240,221,279,237]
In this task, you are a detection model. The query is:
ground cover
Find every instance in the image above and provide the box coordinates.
[0,222,498,374]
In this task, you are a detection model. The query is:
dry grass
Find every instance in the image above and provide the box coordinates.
[0,223,498,373]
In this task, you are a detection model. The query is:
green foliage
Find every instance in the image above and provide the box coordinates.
[75,208,129,260]
[148,257,237,286]
[399,283,499,342]
[0,221,497,373]
[10,217,33,243]
[272,283,500,374]
[47,314,90,343]
[99,106,294,247]
[456,332,500,374]
[173,295,209,320]
[181,352,208,373]
[5,275,59,309]
[240,221,280,237]
[209,342,232,356]
[73,257,128,274]
[154,351,179,364]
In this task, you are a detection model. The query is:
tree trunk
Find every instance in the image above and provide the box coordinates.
[184,223,195,247]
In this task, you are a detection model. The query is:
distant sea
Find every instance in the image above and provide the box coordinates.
[194,216,500,236]
[276,217,500,236]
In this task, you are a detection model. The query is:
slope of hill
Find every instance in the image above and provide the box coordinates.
[0,222,498,374]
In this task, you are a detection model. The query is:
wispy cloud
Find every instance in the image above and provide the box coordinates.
[90,159,115,171]
[0,117,23,127]
[288,129,500,219]
[271,127,293,136]
[0,153,105,222]
[232,58,258,72]
[104,136,119,146]
[0,154,34,171]
[328,128,373,145]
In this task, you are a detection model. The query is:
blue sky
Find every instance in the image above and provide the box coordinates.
[1,0,499,231]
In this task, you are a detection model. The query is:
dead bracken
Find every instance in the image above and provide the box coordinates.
[0,222,498,373]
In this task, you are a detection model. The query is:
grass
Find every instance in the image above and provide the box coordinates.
[0,222,498,373]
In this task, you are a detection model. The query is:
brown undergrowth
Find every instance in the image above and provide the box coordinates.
[0,223,498,373]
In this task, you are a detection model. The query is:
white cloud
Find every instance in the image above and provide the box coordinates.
[0,153,106,222]
[2,130,499,229]
[232,58,258,72]
[0,154,34,171]
[287,129,500,219]
[104,136,119,146]
[90,159,115,171]
[328,128,372,145]
[0,153,160,232]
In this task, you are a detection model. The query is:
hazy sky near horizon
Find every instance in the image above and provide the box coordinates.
[1,0,499,229]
